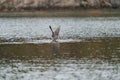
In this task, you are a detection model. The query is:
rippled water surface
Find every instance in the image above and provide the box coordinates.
[0,16,120,80]
[0,17,120,41]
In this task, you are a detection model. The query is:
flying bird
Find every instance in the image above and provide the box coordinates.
[49,25,60,42]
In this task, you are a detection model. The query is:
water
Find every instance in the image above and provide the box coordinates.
[0,16,120,80]
[0,17,120,42]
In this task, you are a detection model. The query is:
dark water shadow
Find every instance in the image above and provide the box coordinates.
[0,37,119,63]
[51,41,61,58]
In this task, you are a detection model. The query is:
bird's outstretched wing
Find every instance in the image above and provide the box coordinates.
[49,25,54,37]
[49,25,54,34]
[54,26,60,36]
[49,26,60,41]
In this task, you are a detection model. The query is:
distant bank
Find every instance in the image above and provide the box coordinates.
[0,0,120,11]
[0,9,120,17]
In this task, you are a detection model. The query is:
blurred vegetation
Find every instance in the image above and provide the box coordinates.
[0,0,120,12]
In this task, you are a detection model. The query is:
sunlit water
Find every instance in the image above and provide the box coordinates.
[0,17,120,80]
[0,17,120,42]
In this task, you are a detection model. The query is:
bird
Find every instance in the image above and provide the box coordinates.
[49,25,60,42]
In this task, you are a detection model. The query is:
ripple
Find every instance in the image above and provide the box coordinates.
[0,17,120,42]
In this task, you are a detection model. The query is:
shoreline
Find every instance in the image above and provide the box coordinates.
[0,9,120,17]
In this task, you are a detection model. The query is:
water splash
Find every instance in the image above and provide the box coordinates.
[0,17,120,42]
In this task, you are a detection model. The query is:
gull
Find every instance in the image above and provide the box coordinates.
[49,25,60,42]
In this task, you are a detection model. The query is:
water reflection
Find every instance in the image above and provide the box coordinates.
[0,37,119,59]
[51,41,60,57]
[0,38,120,80]
[0,10,120,80]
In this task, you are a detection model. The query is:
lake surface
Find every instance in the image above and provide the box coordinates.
[0,17,120,41]
[0,16,120,80]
